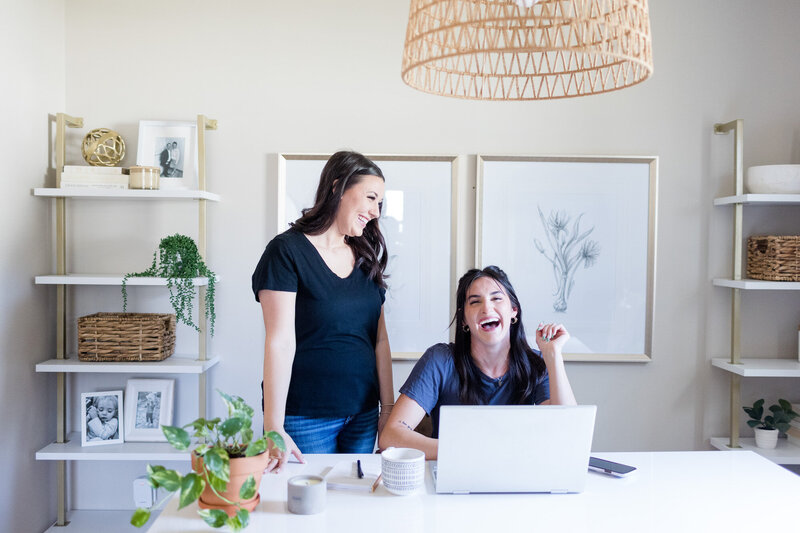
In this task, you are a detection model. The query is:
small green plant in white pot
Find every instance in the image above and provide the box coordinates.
[743,398,799,449]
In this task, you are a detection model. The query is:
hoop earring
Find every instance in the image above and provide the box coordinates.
[511,317,518,324]
[462,324,469,332]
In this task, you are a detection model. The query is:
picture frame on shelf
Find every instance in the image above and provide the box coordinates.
[277,153,459,359]
[81,390,124,447]
[136,120,197,189]
[124,378,175,442]
[476,155,658,362]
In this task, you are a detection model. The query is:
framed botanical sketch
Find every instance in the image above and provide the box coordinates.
[81,390,124,446]
[136,120,197,189]
[124,378,175,442]
[476,155,658,362]
[277,153,460,359]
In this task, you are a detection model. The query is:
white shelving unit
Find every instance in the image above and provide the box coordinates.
[35,274,212,286]
[36,113,219,530]
[710,119,800,465]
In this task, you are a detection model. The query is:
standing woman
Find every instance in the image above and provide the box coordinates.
[253,151,394,472]
[379,265,576,459]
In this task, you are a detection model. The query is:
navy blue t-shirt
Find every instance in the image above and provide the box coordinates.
[252,228,385,417]
[400,343,550,438]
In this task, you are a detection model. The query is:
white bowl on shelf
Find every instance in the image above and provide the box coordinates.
[745,165,800,194]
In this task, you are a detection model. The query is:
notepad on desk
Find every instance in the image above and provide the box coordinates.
[325,459,381,492]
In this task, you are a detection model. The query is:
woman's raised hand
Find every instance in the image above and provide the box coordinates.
[535,322,570,356]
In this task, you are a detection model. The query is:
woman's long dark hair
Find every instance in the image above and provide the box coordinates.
[451,266,546,405]
[291,151,388,288]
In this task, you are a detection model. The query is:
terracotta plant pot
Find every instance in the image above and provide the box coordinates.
[753,427,779,449]
[191,451,269,516]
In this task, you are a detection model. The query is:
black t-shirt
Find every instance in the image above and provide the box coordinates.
[252,228,385,417]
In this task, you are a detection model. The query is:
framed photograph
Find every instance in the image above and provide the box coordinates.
[476,155,658,362]
[124,378,175,442]
[277,154,460,359]
[136,120,197,189]
[81,390,124,446]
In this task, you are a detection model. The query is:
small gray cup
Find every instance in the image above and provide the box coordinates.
[287,475,326,514]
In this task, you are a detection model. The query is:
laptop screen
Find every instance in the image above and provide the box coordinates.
[435,405,597,494]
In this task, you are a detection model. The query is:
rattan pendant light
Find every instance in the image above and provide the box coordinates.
[401,0,653,100]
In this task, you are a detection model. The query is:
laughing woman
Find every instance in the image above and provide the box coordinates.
[378,265,576,459]
[253,151,394,472]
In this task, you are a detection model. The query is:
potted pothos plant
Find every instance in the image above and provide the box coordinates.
[122,233,216,335]
[743,398,799,449]
[131,390,285,531]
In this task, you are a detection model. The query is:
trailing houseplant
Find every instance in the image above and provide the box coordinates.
[131,389,285,531]
[122,233,216,335]
[743,398,799,449]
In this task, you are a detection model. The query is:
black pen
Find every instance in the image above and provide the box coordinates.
[356,459,364,479]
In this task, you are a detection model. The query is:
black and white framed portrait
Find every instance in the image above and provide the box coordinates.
[136,120,197,189]
[81,390,124,447]
[124,379,175,442]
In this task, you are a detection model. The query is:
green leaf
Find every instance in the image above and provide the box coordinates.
[178,473,205,510]
[146,464,166,488]
[204,448,230,482]
[162,425,191,450]
[239,475,257,500]
[205,417,221,431]
[241,427,254,444]
[746,420,761,428]
[150,469,182,492]
[266,431,286,452]
[245,437,267,457]
[217,389,239,414]
[207,468,229,494]
[130,508,151,528]
[237,509,250,529]
[226,511,246,532]
[198,509,228,528]
[219,417,244,438]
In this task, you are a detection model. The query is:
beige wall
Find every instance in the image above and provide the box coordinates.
[0,0,66,530]
[5,0,800,519]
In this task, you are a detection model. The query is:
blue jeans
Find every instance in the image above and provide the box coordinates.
[284,408,378,454]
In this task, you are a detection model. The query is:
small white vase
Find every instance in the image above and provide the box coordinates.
[754,427,779,449]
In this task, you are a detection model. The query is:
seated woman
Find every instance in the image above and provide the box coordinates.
[378,265,576,459]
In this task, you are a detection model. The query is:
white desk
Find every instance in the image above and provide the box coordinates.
[147,451,800,533]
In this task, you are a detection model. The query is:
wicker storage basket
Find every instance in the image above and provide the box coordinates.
[78,313,176,362]
[747,236,800,281]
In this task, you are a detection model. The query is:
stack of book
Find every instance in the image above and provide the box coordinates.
[59,165,128,189]
[788,403,800,447]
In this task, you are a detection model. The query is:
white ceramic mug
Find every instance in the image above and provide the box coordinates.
[287,475,326,514]
[381,447,426,495]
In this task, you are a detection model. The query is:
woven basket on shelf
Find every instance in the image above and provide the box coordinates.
[78,312,176,362]
[746,236,800,282]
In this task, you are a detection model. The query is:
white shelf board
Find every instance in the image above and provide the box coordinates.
[35,274,212,286]
[714,193,800,206]
[45,509,162,533]
[37,433,190,461]
[710,437,800,464]
[36,355,219,374]
[33,187,220,201]
[711,357,800,377]
[712,278,800,290]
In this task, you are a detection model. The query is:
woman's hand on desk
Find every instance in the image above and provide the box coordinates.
[265,429,304,474]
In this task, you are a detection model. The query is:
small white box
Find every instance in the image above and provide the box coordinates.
[133,476,155,508]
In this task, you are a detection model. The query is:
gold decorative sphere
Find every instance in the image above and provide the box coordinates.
[81,128,125,166]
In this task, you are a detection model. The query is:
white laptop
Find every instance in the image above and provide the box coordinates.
[434,404,597,494]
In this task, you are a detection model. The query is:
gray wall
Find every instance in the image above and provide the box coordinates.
[3,0,800,526]
[0,1,65,531]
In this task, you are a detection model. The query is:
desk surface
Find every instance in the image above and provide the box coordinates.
[147,451,800,533]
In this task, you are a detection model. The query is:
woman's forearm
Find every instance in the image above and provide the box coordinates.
[375,308,394,407]
[543,352,577,405]
[263,340,295,429]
